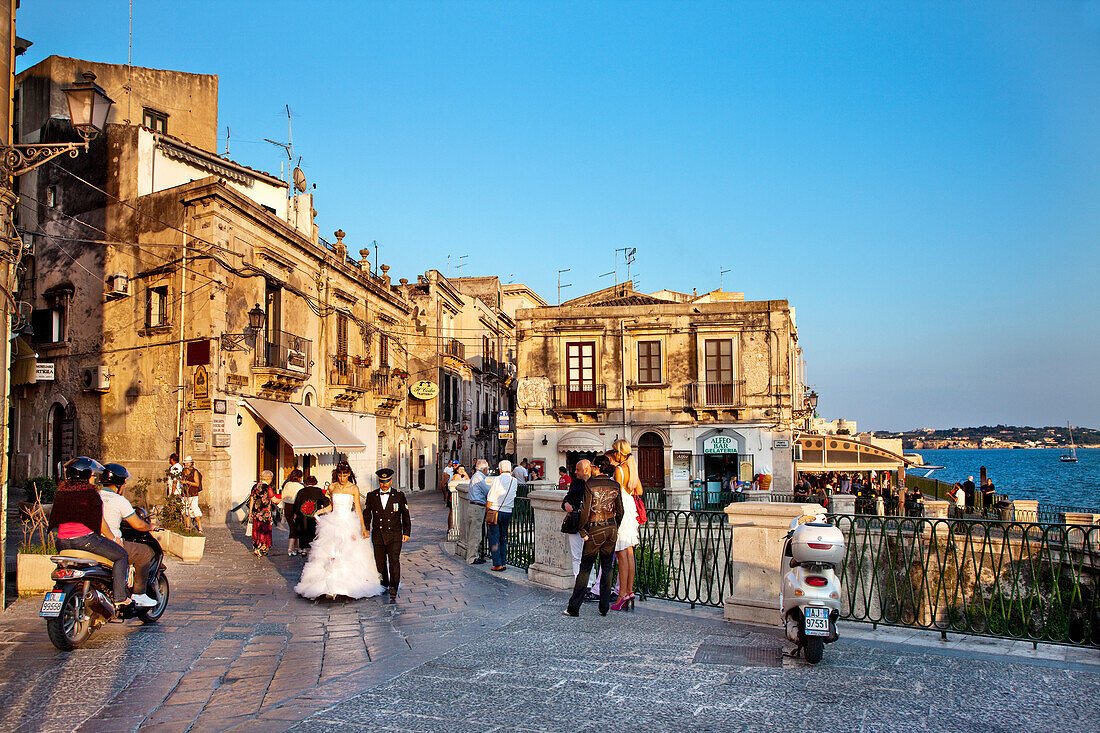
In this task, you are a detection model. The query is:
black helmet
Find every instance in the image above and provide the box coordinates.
[65,456,106,481]
[101,463,130,487]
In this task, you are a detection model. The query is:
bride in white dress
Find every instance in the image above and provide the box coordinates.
[295,471,384,600]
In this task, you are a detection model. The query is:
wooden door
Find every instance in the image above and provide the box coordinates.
[638,432,665,488]
[565,341,595,408]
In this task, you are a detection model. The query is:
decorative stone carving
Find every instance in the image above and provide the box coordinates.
[517,377,551,409]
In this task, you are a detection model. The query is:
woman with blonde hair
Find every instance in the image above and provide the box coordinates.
[609,438,641,611]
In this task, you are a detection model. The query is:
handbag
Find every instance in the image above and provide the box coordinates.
[486,508,499,526]
[245,521,253,537]
[561,510,581,534]
[634,494,647,524]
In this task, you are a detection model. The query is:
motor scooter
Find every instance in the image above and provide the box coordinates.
[40,508,170,651]
[779,513,845,664]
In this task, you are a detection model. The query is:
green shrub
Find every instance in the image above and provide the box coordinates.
[156,493,202,535]
[635,543,671,596]
[23,476,57,504]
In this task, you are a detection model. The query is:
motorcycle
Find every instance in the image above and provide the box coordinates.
[40,508,170,651]
[779,513,845,664]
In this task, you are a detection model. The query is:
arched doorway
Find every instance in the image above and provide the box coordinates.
[638,432,665,488]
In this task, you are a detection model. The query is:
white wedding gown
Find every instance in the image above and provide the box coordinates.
[295,493,384,599]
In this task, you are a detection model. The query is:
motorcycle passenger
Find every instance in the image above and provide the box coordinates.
[99,463,159,608]
[48,457,133,611]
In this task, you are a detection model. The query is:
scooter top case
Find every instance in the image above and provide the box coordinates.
[790,521,845,566]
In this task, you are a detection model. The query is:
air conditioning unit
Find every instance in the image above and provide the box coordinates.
[105,273,130,299]
[82,366,111,391]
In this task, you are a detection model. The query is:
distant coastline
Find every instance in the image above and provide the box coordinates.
[865,424,1098,451]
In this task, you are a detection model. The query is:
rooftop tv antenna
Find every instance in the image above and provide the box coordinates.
[264,105,294,188]
[616,247,637,285]
[457,254,469,278]
[720,266,730,291]
[557,268,572,305]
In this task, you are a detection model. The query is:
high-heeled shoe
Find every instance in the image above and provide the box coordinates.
[610,593,633,612]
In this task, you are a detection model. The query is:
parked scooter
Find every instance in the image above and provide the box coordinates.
[780,513,845,664]
[41,508,170,651]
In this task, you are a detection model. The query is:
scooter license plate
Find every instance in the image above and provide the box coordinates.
[804,606,830,636]
[40,592,64,618]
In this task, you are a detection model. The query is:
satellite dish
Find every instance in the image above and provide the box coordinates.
[292,167,307,193]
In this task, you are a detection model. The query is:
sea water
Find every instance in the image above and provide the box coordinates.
[912,448,1099,510]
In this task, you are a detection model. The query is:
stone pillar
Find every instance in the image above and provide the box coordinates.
[665,486,691,511]
[875,496,885,516]
[1011,499,1038,523]
[722,501,825,625]
[830,494,855,515]
[453,481,471,558]
[526,489,575,590]
[742,489,773,503]
[922,500,950,520]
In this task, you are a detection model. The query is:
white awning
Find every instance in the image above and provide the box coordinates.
[243,399,335,457]
[295,405,367,454]
[557,431,604,452]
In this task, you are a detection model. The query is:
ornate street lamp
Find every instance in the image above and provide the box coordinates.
[1,71,114,178]
[806,390,818,414]
[221,304,267,352]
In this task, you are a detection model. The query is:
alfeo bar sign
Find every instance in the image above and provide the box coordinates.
[409,380,439,400]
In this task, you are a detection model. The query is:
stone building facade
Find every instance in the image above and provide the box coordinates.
[9,57,431,522]
[514,282,806,507]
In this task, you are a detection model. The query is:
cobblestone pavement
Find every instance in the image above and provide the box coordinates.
[1,491,1098,733]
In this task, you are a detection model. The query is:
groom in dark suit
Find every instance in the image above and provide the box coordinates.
[363,468,411,602]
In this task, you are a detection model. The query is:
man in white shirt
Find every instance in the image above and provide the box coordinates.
[99,463,159,607]
[512,459,529,484]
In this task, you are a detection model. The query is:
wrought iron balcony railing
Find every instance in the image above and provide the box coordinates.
[254,330,312,377]
[444,338,465,360]
[550,383,607,411]
[329,355,369,391]
[685,380,745,409]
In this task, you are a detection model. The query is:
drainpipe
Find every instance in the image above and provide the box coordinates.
[175,215,188,464]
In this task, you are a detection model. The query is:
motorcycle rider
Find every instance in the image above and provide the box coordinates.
[99,463,159,608]
[48,457,134,612]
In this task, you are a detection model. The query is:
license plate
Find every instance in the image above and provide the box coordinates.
[804,606,830,636]
[40,592,64,618]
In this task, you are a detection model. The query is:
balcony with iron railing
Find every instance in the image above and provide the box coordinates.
[444,338,465,360]
[369,367,404,398]
[550,383,607,412]
[254,330,312,378]
[685,380,746,409]
[329,354,370,391]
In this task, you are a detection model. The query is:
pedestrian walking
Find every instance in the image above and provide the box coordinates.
[294,475,329,553]
[963,476,976,511]
[564,454,625,617]
[486,460,520,571]
[558,466,570,490]
[465,459,490,564]
[179,457,204,534]
[282,469,305,555]
[166,452,183,496]
[512,459,529,484]
[248,470,277,556]
[363,468,412,602]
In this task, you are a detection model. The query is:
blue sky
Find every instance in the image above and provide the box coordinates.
[16,1,1100,431]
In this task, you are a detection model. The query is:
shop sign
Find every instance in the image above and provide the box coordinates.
[498,410,511,431]
[409,380,439,400]
[226,374,249,386]
[498,432,514,441]
[672,450,692,481]
[286,349,307,372]
[703,435,737,454]
[35,363,55,381]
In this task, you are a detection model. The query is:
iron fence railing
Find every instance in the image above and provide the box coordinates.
[830,514,1100,648]
[255,330,312,375]
[641,487,668,511]
[478,485,534,570]
[635,508,734,608]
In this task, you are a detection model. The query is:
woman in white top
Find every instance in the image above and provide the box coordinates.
[610,439,641,611]
[485,460,520,571]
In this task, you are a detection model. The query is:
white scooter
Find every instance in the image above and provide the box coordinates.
[779,513,845,664]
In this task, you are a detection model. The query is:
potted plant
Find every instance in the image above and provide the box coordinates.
[16,488,57,595]
[18,476,56,523]
[155,493,206,562]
